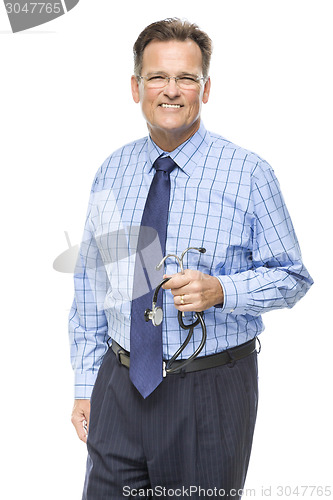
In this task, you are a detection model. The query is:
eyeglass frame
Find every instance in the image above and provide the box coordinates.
[136,73,207,90]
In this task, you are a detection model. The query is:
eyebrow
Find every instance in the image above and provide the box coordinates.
[145,71,200,78]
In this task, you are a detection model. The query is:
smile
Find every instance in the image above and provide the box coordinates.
[160,104,182,108]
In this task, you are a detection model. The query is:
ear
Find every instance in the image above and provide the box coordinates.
[202,77,211,104]
[131,75,140,103]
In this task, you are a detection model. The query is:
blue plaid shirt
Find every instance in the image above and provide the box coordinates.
[69,122,313,398]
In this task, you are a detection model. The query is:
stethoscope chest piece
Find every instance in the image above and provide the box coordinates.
[144,277,171,327]
[144,305,163,326]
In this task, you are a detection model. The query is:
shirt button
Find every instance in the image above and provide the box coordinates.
[230,309,234,313]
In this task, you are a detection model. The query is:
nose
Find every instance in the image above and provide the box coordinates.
[163,77,181,98]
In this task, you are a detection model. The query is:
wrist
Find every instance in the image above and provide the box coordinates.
[212,276,224,307]
[212,276,225,309]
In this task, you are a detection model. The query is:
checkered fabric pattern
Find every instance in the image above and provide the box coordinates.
[69,122,313,398]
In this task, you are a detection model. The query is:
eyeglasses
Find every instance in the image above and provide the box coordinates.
[137,74,206,90]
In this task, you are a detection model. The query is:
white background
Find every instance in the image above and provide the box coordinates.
[0,0,332,498]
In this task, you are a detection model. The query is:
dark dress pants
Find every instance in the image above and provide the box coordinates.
[82,346,258,500]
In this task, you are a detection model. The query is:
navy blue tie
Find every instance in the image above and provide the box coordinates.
[130,156,177,398]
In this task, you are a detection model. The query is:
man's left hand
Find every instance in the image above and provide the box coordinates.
[162,269,224,312]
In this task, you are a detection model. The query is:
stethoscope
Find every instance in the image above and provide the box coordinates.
[144,247,207,375]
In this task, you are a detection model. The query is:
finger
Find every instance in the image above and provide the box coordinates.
[71,402,91,443]
[170,284,193,296]
[173,292,208,312]
[83,409,91,440]
[72,414,87,443]
[173,294,196,310]
[85,407,91,432]
[164,278,193,296]
[174,294,189,306]
[177,302,206,312]
[162,273,191,290]
[72,415,88,443]
[174,302,198,312]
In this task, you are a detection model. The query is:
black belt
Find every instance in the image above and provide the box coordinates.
[111,338,257,376]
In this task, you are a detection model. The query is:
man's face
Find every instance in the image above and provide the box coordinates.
[131,39,211,149]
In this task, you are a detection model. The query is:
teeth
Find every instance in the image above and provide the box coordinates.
[161,104,181,108]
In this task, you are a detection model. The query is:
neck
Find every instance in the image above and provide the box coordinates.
[148,120,200,152]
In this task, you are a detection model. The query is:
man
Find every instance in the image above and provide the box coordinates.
[70,18,313,499]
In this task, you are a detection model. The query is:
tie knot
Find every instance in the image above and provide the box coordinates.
[153,156,177,175]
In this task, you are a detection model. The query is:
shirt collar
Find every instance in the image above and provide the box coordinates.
[146,122,211,177]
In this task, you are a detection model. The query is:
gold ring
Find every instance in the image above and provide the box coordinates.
[180,295,185,305]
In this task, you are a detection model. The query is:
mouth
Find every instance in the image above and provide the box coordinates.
[159,103,183,109]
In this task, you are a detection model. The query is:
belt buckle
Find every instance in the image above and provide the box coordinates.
[116,347,126,365]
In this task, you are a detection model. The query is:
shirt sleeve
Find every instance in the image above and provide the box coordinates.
[216,160,313,316]
[68,181,109,399]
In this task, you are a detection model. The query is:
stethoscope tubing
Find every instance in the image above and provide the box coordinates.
[148,246,208,374]
[152,276,207,374]
[165,310,207,374]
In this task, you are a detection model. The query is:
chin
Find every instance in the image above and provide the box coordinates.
[156,117,191,131]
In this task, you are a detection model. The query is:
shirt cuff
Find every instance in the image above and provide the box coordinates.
[74,370,99,399]
[215,274,249,315]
